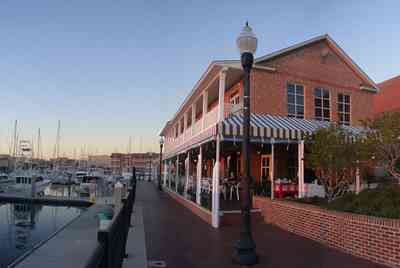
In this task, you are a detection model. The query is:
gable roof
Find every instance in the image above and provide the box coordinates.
[255,34,379,91]
[374,75,400,114]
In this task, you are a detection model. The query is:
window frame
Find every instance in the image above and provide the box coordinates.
[287,83,305,119]
[337,93,351,126]
[314,87,331,121]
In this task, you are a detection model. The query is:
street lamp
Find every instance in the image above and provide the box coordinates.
[233,22,258,266]
[159,137,164,191]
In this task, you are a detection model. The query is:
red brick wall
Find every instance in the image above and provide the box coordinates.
[253,197,400,268]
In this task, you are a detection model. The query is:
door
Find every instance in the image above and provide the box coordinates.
[260,155,272,183]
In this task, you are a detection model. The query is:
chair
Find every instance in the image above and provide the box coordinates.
[229,182,240,201]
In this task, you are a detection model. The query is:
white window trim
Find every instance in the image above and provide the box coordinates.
[314,88,331,122]
[337,93,351,126]
[287,83,305,119]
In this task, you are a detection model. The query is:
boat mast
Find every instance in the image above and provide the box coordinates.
[37,128,42,161]
[12,120,17,158]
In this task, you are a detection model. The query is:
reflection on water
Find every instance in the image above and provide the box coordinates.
[0,202,84,268]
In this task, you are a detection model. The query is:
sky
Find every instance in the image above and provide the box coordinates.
[1,0,399,158]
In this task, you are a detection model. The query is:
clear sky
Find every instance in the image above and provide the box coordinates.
[1,0,399,158]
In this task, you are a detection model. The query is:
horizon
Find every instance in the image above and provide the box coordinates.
[2,1,399,158]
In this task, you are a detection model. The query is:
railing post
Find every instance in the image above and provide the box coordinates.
[98,229,110,268]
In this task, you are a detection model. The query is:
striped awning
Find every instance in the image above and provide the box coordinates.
[221,113,363,140]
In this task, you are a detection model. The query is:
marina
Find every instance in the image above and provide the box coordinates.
[0,201,85,268]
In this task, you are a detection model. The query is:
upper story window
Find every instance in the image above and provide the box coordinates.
[314,88,330,121]
[230,92,240,105]
[338,93,351,126]
[287,83,304,119]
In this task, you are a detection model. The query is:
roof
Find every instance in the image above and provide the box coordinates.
[374,75,400,114]
[159,34,378,136]
[255,34,379,91]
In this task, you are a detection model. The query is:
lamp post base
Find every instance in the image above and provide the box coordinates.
[232,237,258,266]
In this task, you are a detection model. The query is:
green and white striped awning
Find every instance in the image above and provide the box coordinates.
[221,113,363,140]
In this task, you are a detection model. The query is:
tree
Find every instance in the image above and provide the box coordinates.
[363,112,400,183]
[306,125,365,202]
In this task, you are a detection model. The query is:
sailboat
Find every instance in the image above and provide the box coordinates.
[9,122,50,196]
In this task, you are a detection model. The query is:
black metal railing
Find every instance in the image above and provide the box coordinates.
[85,168,137,268]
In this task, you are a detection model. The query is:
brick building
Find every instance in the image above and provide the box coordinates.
[159,34,378,228]
[374,75,400,114]
[111,153,159,175]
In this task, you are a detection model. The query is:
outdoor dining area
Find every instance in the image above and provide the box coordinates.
[163,139,316,212]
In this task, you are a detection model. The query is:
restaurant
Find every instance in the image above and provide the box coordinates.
[159,34,378,228]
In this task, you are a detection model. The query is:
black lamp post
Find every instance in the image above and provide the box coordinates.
[233,22,258,266]
[158,137,164,191]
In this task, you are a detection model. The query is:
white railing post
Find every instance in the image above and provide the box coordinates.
[212,135,221,228]
[175,157,179,192]
[191,104,196,136]
[218,68,228,122]
[163,160,167,187]
[271,139,275,200]
[196,147,202,205]
[298,140,305,198]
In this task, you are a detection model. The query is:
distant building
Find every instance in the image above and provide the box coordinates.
[50,157,76,170]
[374,75,400,114]
[111,153,159,175]
[88,155,111,168]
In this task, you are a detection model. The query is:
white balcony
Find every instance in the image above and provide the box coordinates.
[224,102,243,117]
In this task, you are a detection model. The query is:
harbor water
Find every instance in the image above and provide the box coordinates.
[0,201,85,267]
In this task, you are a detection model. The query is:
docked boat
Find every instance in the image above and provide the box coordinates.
[10,171,51,195]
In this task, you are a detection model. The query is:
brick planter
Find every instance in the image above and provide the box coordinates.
[253,196,400,268]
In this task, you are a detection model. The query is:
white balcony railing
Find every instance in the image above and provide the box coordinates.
[224,102,243,117]
[204,106,218,129]
[164,105,224,155]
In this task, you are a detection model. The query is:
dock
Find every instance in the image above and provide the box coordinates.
[0,193,93,207]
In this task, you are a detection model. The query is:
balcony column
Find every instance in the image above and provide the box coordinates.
[271,139,275,200]
[168,160,172,189]
[191,104,196,136]
[183,113,188,141]
[210,68,228,228]
[163,159,167,187]
[175,156,179,192]
[202,90,208,130]
[184,154,190,198]
[212,135,221,228]
[196,146,202,205]
[218,68,228,122]
[298,140,305,198]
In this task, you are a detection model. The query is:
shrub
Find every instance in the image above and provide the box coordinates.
[324,184,400,219]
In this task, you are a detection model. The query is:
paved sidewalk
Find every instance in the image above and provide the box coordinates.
[137,182,386,268]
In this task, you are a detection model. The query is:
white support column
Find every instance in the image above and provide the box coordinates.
[191,104,196,136]
[202,90,208,130]
[196,147,202,205]
[184,155,189,198]
[298,140,305,198]
[271,139,275,200]
[183,113,188,142]
[175,157,179,192]
[168,160,171,189]
[163,160,167,187]
[217,68,228,122]
[355,164,361,195]
[212,135,221,228]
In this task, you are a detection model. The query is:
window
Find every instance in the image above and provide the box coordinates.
[287,83,304,119]
[314,88,330,121]
[338,93,351,125]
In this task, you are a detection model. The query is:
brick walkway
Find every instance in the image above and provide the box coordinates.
[136,182,386,268]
